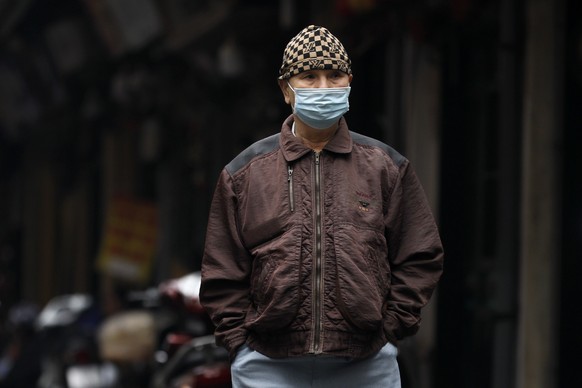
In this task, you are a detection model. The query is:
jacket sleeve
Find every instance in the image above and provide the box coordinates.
[200,168,252,359]
[383,160,444,341]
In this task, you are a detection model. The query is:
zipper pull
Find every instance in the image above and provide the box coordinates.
[287,165,295,212]
[315,152,320,165]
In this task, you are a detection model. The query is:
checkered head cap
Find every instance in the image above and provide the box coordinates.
[278,25,352,79]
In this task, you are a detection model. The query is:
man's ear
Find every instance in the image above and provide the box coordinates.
[278,79,292,105]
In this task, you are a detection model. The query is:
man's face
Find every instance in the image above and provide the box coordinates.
[280,69,352,106]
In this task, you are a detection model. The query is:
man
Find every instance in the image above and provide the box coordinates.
[200,25,444,387]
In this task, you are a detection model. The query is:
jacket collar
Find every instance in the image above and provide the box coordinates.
[280,115,353,162]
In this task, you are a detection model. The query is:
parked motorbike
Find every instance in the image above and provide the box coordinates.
[96,281,175,387]
[4,271,229,387]
[149,272,231,388]
[96,272,230,387]
[34,293,115,388]
[151,334,230,388]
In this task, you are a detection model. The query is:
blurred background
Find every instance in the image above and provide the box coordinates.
[0,0,580,387]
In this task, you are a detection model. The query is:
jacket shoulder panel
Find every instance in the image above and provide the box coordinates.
[350,131,406,167]
[226,134,281,175]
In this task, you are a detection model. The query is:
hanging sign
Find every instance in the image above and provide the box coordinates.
[97,197,158,284]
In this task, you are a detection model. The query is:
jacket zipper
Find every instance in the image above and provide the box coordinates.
[311,151,323,354]
[287,165,294,212]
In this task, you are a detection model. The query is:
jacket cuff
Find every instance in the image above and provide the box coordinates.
[384,311,419,341]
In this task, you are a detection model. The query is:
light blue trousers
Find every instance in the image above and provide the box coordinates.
[230,342,401,388]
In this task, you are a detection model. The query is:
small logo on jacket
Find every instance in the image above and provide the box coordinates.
[355,190,375,212]
[358,200,370,212]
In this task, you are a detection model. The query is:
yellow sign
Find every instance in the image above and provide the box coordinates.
[98,197,158,284]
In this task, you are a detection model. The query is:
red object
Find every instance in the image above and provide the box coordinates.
[196,362,232,387]
[164,333,194,357]
[168,362,231,387]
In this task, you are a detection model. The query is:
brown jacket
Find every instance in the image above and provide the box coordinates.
[200,115,444,360]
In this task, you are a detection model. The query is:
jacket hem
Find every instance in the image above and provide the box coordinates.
[247,329,390,360]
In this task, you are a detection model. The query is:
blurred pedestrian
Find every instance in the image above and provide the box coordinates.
[200,24,444,388]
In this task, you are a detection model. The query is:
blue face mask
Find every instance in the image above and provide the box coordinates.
[288,83,351,129]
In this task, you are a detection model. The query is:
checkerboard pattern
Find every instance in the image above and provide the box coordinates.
[278,25,352,79]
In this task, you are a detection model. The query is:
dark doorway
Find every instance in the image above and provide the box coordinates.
[559,0,582,386]
[436,1,522,387]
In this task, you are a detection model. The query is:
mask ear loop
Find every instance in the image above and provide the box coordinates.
[287,82,297,110]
